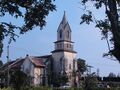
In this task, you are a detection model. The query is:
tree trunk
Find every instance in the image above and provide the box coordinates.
[107,0,120,61]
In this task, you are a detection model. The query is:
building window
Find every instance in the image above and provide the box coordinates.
[67,31,69,38]
[57,44,59,48]
[66,44,71,48]
[67,44,69,48]
[59,44,62,48]
[69,64,71,70]
[60,30,62,38]
[69,44,71,48]
[57,44,62,49]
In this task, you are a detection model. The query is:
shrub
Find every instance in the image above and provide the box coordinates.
[0,87,12,90]
[30,86,52,90]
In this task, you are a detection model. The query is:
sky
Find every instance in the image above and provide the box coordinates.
[1,0,120,76]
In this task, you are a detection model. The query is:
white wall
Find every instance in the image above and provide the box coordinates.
[64,52,77,73]
[52,52,64,74]
[34,67,44,85]
[21,57,34,77]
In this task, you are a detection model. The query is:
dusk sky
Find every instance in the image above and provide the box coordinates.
[1,0,120,76]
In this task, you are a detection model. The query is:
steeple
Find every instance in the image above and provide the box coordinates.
[57,12,72,41]
[61,11,67,25]
[51,12,76,53]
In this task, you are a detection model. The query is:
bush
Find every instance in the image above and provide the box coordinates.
[69,87,83,90]
[53,87,83,90]
[31,86,52,90]
[0,87,120,90]
[0,87,12,90]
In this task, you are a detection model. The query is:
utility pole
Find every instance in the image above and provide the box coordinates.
[7,43,10,87]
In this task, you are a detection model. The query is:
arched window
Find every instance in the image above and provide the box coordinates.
[60,30,62,38]
[67,31,69,38]
[67,44,69,48]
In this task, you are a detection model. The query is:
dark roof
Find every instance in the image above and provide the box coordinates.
[35,55,51,58]
[51,49,77,53]
[35,55,53,65]
[10,58,25,69]
[0,61,15,73]
[0,61,15,70]
[54,40,74,43]
[30,57,45,67]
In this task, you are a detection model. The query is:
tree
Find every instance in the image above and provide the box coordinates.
[0,60,3,67]
[108,72,116,77]
[10,70,29,90]
[77,58,87,74]
[77,58,87,87]
[53,73,68,87]
[80,0,120,62]
[84,73,98,90]
[0,0,56,56]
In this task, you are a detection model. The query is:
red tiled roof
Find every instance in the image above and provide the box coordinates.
[30,57,45,67]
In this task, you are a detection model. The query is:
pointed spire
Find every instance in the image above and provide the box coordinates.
[61,11,67,24]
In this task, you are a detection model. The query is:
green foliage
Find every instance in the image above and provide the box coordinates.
[54,73,68,86]
[77,58,87,74]
[30,86,52,90]
[68,87,83,90]
[0,87,120,90]
[10,70,29,90]
[84,73,98,90]
[80,0,120,62]
[80,11,93,25]
[0,0,56,57]
[0,60,3,67]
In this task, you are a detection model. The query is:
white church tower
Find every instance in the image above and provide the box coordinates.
[52,12,77,85]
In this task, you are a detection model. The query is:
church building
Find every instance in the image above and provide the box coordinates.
[0,12,78,87]
[51,12,77,86]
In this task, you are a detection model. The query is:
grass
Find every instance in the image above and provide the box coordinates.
[0,87,120,90]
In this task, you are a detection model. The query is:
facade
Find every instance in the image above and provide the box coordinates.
[21,55,45,86]
[52,12,77,86]
[0,12,78,87]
